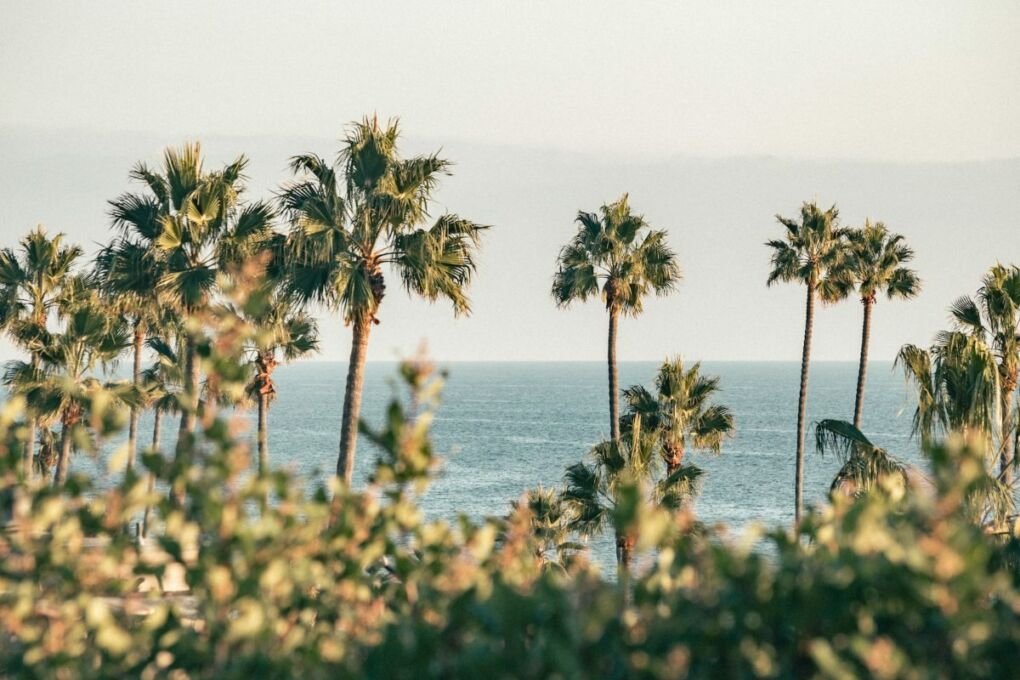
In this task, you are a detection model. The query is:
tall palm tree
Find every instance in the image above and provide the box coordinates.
[553,195,681,443]
[621,357,734,475]
[108,143,276,459]
[561,422,702,579]
[766,201,852,525]
[947,264,1020,484]
[94,237,163,475]
[240,291,319,472]
[280,117,486,485]
[814,419,907,496]
[0,227,82,477]
[845,221,921,428]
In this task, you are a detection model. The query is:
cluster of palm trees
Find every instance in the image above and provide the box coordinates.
[1,117,486,493]
[1,115,1015,555]
[766,203,922,523]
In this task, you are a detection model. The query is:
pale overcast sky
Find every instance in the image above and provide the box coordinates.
[1,1,1018,362]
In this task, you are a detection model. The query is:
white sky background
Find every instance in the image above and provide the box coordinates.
[1,1,1018,362]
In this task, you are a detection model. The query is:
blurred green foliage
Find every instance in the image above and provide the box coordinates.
[1,306,1019,678]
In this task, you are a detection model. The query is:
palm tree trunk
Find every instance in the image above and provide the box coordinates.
[127,321,144,473]
[794,281,816,526]
[54,419,72,486]
[337,315,372,484]
[853,297,874,429]
[258,392,270,474]
[175,336,200,450]
[608,306,621,443]
[141,409,162,539]
[665,442,685,477]
[616,531,633,597]
[24,352,39,480]
[1002,385,1016,487]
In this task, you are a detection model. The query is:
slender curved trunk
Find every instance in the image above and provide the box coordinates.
[53,416,73,486]
[853,297,874,429]
[172,336,200,506]
[337,315,372,484]
[24,352,39,479]
[258,392,270,474]
[141,409,162,539]
[1002,382,1016,487]
[794,280,816,526]
[608,306,621,443]
[127,321,144,473]
[175,336,200,453]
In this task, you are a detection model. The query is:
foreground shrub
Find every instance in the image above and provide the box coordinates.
[1,354,1018,678]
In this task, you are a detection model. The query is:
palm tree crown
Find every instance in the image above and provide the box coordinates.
[552,194,680,315]
[281,118,486,322]
[766,202,852,298]
[846,220,920,303]
[621,357,734,474]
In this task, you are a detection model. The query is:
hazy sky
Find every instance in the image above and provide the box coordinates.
[1,1,1018,363]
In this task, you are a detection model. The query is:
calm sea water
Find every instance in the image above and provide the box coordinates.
[77,361,921,536]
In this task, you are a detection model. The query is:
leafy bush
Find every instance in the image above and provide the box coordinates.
[1,323,1019,678]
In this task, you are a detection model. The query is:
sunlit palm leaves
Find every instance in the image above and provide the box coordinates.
[814,419,907,496]
[552,195,680,316]
[947,264,1020,480]
[898,333,1000,448]
[621,357,734,473]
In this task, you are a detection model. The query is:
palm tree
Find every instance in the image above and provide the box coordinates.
[621,357,734,475]
[814,419,907,496]
[505,487,579,570]
[946,264,1020,484]
[94,238,163,475]
[553,195,681,443]
[561,422,702,579]
[5,280,131,484]
[845,221,921,428]
[239,291,319,472]
[765,201,853,524]
[280,117,486,485]
[0,227,82,477]
[108,143,276,458]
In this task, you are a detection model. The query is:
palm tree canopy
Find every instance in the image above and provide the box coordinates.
[281,117,487,323]
[108,142,276,314]
[765,201,853,302]
[949,264,1020,389]
[552,194,681,316]
[814,419,907,495]
[846,220,921,302]
[4,279,133,432]
[897,332,1000,447]
[620,357,735,457]
[560,422,703,540]
[0,226,83,345]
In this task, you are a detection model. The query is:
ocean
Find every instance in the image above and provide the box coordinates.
[71,360,922,564]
